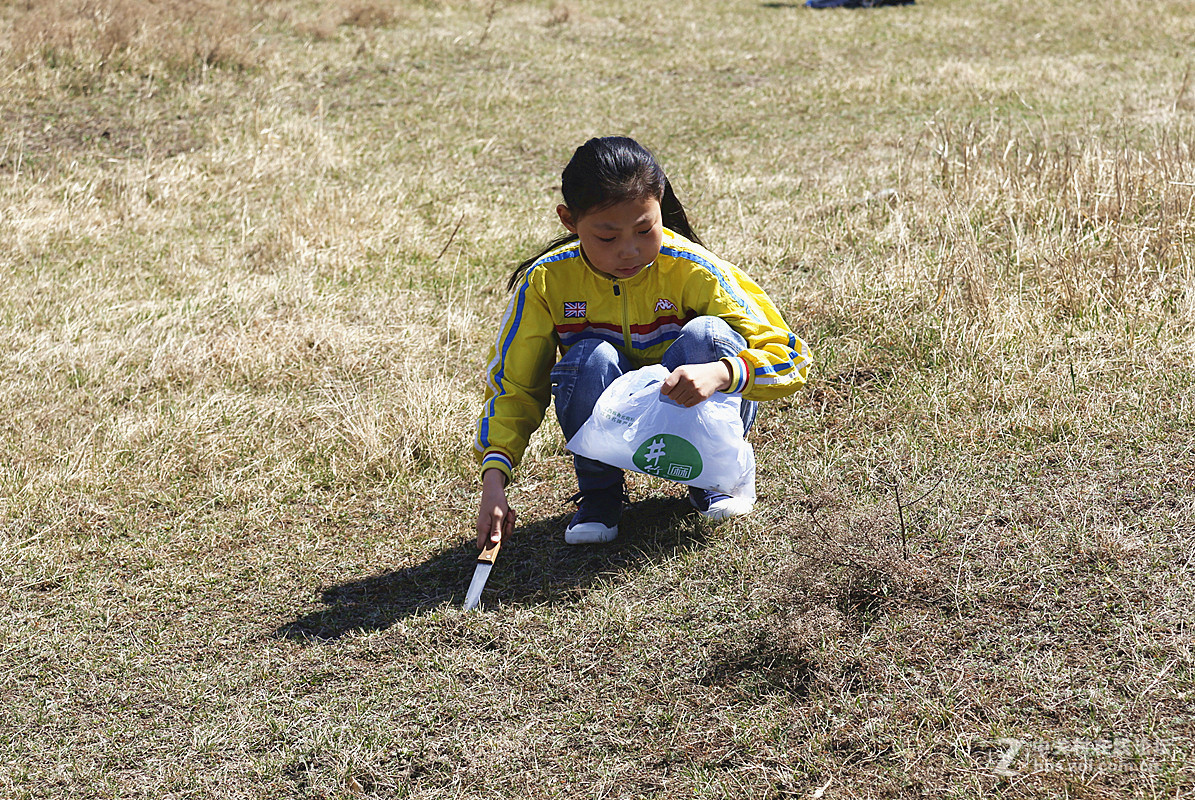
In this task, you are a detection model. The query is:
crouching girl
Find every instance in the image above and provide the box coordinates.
[475,137,811,547]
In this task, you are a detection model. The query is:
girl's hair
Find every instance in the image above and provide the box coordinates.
[507,136,701,290]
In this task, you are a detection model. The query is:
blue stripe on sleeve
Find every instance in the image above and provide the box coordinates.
[478,244,579,450]
[754,361,794,376]
[660,245,763,323]
[482,452,513,472]
[479,280,531,448]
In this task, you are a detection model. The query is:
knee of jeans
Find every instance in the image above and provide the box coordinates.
[685,316,745,352]
[563,339,623,372]
[553,340,593,382]
[552,339,623,390]
[686,315,736,340]
[682,315,720,336]
[566,338,606,362]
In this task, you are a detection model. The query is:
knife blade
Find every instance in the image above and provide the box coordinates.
[462,539,501,611]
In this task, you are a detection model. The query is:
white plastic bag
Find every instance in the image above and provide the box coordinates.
[566,365,755,500]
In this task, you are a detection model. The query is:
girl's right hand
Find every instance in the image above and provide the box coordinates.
[476,469,517,549]
[660,360,733,407]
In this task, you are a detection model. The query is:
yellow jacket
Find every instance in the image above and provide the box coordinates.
[475,229,811,481]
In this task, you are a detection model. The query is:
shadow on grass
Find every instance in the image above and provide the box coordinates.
[275,496,704,641]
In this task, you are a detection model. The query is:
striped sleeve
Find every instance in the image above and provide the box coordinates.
[740,329,812,398]
[474,270,558,481]
[721,355,751,394]
[678,248,811,401]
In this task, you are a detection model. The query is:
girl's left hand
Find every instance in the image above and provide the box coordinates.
[660,361,732,408]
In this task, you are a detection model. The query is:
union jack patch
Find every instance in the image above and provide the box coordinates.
[564,301,587,318]
[654,298,676,312]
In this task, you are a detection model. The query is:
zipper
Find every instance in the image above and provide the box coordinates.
[613,279,631,349]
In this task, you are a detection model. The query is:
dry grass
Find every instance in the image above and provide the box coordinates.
[2,0,259,78]
[2,0,1194,797]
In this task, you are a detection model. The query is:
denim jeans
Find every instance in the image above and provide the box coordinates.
[550,316,757,493]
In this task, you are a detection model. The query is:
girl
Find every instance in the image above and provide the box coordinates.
[475,137,811,548]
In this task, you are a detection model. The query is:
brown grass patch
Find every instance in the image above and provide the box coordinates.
[5,0,258,77]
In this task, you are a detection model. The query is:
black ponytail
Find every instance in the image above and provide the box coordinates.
[661,177,701,246]
[507,137,701,291]
[507,231,578,291]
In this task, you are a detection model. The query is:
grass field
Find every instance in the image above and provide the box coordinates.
[2,0,1194,797]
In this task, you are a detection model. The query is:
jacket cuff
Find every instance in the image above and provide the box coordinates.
[721,356,750,394]
[480,451,514,484]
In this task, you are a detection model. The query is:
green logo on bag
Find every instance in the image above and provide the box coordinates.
[633,435,703,481]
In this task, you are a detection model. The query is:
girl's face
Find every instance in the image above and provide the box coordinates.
[557,195,664,281]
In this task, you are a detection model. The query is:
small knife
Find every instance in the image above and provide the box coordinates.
[462,539,501,611]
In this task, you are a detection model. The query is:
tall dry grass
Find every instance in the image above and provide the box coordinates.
[2,0,258,78]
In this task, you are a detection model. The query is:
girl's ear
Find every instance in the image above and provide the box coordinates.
[556,204,578,234]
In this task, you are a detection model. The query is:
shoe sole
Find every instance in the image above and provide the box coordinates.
[689,495,754,521]
[564,522,619,545]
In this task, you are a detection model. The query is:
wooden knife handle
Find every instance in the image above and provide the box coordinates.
[478,539,501,565]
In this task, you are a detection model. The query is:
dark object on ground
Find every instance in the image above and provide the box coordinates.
[805,0,914,8]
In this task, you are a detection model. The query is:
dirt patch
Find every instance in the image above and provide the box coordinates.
[0,99,203,172]
[699,628,819,698]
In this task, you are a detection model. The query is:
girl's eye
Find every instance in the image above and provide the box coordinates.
[638,229,652,235]
[596,236,615,243]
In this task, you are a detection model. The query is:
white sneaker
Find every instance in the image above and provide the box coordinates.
[564,519,619,545]
[563,484,626,545]
[688,487,753,521]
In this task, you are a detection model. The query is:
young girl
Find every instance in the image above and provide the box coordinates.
[475,137,811,548]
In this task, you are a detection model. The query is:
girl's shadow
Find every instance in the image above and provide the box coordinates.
[275,496,705,641]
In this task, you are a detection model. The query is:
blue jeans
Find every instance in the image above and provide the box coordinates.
[550,316,757,493]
